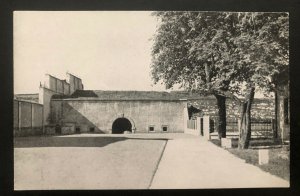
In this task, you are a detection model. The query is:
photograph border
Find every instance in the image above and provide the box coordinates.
[1,0,299,195]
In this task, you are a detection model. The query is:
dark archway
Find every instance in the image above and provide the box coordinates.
[112,118,132,134]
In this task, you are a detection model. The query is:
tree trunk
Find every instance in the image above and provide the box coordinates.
[215,94,227,139]
[273,87,278,139]
[238,87,255,149]
[205,62,211,89]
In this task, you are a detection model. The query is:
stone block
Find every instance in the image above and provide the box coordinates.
[221,138,232,148]
[258,149,269,165]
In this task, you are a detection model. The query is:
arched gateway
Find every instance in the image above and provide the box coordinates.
[112,118,132,134]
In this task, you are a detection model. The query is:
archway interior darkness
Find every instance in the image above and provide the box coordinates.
[112,118,132,134]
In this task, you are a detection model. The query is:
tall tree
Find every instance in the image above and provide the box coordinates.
[151,12,241,139]
[151,12,288,148]
[231,12,289,148]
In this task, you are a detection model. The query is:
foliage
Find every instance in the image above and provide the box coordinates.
[151,12,289,147]
[151,12,289,99]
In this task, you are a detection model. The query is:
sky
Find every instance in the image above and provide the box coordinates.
[14,11,171,94]
[13,11,270,98]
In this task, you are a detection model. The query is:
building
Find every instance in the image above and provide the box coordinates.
[14,72,278,137]
[50,90,189,134]
[14,73,83,136]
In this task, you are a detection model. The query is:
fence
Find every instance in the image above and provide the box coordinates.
[187,119,197,130]
[225,119,275,138]
[186,115,275,139]
[186,117,205,136]
[186,116,211,139]
[14,99,44,136]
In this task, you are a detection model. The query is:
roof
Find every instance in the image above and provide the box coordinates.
[51,90,214,101]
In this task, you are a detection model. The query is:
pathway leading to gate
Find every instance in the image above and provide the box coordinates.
[14,133,289,189]
[150,136,289,189]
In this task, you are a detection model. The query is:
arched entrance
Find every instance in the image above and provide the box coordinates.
[112,118,132,134]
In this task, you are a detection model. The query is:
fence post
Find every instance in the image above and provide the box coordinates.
[237,119,241,139]
[271,119,277,139]
[203,116,210,140]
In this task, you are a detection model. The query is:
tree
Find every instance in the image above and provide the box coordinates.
[231,12,289,148]
[151,12,242,139]
[151,12,289,149]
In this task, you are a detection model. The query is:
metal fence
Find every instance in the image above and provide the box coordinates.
[225,119,275,138]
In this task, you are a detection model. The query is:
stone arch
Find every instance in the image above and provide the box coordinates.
[112,118,132,134]
[108,114,136,133]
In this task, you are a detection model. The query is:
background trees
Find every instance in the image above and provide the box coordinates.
[151,12,289,149]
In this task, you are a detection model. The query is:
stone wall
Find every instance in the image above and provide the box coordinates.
[13,99,43,136]
[39,87,61,126]
[50,99,186,134]
[44,74,70,95]
[39,73,85,126]
[188,97,275,120]
[67,73,83,94]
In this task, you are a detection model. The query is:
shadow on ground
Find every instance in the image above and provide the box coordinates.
[14,135,168,148]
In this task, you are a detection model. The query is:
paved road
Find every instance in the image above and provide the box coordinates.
[14,135,166,190]
[150,137,289,189]
[14,133,289,189]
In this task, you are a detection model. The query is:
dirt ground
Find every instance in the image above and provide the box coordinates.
[14,134,168,190]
